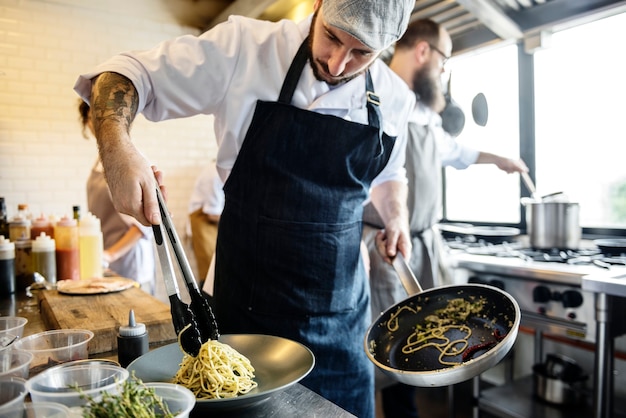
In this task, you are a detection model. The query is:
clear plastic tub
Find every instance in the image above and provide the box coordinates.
[26,362,129,408]
[0,350,34,379]
[0,376,28,417]
[2,401,72,418]
[0,317,28,338]
[14,329,94,375]
[145,382,196,418]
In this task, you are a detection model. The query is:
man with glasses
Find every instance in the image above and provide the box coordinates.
[363,19,528,418]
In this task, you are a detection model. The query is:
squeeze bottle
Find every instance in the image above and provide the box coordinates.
[79,212,103,280]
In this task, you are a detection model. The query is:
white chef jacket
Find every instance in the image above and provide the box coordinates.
[410,102,479,169]
[73,14,415,188]
[188,162,224,216]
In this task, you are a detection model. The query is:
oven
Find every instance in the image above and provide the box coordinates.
[444,235,626,417]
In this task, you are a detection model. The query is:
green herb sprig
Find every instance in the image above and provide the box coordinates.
[75,372,177,418]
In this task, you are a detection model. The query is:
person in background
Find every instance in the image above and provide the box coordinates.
[73,1,416,416]
[79,100,156,294]
[362,19,529,418]
[188,161,224,284]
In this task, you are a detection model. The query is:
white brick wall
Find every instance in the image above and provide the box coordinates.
[0,0,218,287]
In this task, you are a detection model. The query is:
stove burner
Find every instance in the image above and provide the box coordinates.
[445,236,626,269]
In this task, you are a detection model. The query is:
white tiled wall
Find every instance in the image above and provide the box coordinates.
[0,0,218,291]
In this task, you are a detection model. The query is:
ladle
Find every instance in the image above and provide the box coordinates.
[520,171,539,200]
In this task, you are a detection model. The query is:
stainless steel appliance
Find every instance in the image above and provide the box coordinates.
[445,234,626,418]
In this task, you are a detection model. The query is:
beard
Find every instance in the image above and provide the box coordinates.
[307,11,365,86]
[411,65,446,113]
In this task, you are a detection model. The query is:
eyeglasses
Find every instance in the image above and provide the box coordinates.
[428,43,451,65]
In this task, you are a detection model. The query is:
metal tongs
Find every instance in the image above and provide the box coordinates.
[152,186,219,357]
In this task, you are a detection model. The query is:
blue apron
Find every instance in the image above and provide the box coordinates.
[213,39,396,418]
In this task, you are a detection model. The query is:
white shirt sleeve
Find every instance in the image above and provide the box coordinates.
[412,102,478,170]
[74,15,413,188]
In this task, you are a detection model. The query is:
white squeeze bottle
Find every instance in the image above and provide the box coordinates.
[79,212,104,279]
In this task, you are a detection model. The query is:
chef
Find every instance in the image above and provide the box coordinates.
[73,0,415,416]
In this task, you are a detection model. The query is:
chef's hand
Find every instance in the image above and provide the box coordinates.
[495,157,528,174]
[100,141,165,226]
[476,153,528,174]
[374,221,411,265]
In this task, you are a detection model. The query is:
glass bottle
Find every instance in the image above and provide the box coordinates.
[14,238,34,290]
[79,212,103,280]
[0,197,8,239]
[17,203,32,220]
[54,216,79,281]
[9,215,31,243]
[0,236,15,296]
[73,205,81,221]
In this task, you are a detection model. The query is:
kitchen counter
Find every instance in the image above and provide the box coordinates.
[582,269,626,298]
[190,383,356,418]
[1,289,355,417]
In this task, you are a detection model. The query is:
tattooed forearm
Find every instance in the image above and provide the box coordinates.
[90,72,139,135]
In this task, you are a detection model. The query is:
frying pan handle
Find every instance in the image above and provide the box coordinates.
[391,253,423,296]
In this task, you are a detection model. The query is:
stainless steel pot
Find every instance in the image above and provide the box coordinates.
[524,201,581,249]
[533,358,587,406]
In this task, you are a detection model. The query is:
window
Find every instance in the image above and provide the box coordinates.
[444,44,521,224]
[443,11,626,233]
[534,12,626,230]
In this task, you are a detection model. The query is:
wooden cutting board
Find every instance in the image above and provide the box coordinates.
[39,287,177,354]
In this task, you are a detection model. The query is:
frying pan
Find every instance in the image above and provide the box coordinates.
[594,239,626,256]
[365,255,520,387]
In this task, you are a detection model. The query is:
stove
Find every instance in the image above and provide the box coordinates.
[447,236,626,343]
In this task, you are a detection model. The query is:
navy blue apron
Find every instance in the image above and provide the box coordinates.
[213,39,396,418]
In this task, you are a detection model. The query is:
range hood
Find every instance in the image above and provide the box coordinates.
[165,0,626,54]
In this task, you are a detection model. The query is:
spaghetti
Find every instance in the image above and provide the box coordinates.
[173,340,258,399]
[387,297,485,366]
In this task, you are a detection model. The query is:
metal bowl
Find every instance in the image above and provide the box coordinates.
[128,334,315,411]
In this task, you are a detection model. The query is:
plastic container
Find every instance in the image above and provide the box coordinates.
[14,329,94,375]
[0,350,34,379]
[145,382,196,418]
[0,316,28,339]
[54,216,79,281]
[32,233,57,285]
[0,333,18,355]
[26,363,129,408]
[3,401,72,418]
[0,377,28,416]
[30,214,54,240]
[117,309,149,368]
[0,236,16,296]
[78,212,103,280]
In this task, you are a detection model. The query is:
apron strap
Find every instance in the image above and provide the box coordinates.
[364,70,384,155]
[278,39,310,104]
[278,38,384,146]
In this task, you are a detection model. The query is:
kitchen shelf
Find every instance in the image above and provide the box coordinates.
[477,375,592,418]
